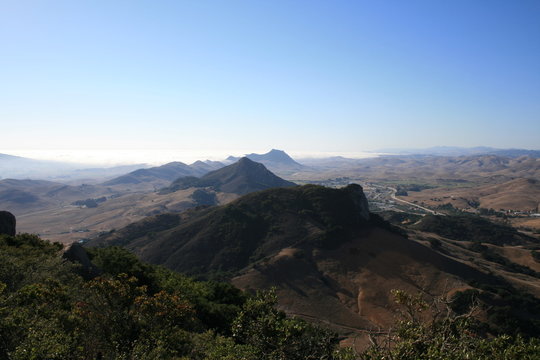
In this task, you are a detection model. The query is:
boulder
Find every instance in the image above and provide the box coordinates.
[0,211,16,236]
[63,242,102,279]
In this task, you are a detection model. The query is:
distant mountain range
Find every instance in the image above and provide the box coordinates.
[101,160,225,189]
[3,147,538,183]
[401,177,540,212]
[379,146,540,158]
[103,150,303,189]
[291,154,540,183]
[104,162,200,186]
[162,157,296,195]
[0,153,146,182]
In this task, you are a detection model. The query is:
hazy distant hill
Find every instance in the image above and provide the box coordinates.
[163,157,296,195]
[189,160,225,174]
[291,154,540,183]
[246,149,304,167]
[0,179,113,215]
[490,149,540,158]
[0,153,23,161]
[296,156,366,170]
[0,153,62,180]
[0,152,146,182]
[225,149,306,174]
[103,161,202,187]
[378,146,540,158]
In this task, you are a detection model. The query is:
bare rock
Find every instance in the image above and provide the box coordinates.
[0,211,16,236]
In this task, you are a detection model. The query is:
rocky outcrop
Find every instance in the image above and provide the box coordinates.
[342,184,370,221]
[63,242,102,279]
[0,211,16,236]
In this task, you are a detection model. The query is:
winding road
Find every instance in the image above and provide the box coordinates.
[388,187,444,216]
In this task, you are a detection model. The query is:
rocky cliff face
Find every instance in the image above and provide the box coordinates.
[342,183,370,221]
[0,211,16,236]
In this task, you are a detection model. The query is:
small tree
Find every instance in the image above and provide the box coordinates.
[232,289,344,360]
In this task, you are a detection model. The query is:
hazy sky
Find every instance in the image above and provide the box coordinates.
[1,0,539,163]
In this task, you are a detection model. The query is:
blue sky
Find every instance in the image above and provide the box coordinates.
[1,0,539,163]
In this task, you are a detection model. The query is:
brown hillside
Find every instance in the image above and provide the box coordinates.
[402,178,540,211]
[87,185,518,341]
[18,188,239,243]
[232,227,501,336]
[290,155,540,183]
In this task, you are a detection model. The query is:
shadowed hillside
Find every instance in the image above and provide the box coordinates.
[103,161,201,186]
[412,214,538,246]
[90,184,371,274]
